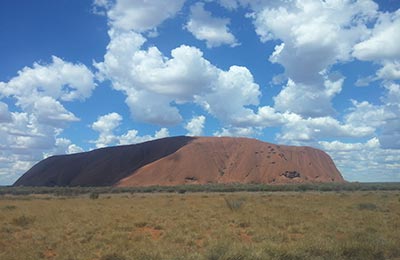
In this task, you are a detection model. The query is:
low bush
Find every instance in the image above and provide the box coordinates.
[1,205,17,210]
[357,203,378,211]
[11,215,35,228]
[89,192,99,199]
[134,221,148,228]
[224,197,245,211]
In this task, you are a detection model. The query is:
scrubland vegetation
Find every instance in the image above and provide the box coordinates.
[2,182,400,196]
[1,184,400,259]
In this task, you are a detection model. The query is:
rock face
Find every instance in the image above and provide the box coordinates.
[14,136,345,187]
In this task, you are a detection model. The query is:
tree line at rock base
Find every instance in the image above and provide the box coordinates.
[1,182,400,196]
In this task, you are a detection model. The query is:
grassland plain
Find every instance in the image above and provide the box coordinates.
[1,190,400,260]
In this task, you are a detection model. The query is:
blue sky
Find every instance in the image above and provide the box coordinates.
[0,0,399,185]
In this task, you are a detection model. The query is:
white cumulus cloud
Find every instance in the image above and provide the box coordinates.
[185,115,206,136]
[273,77,343,117]
[377,61,400,81]
[344,100,391,129]
[91,112,170,148]
[353,10,400,61]
[95,0,272,129]
[277,115,375,145]
[91,112,123,148]
[118,127,169,145]
[0,57,96,185]
[214,126,261,137]
[0,56,96,103]
[186,2,238,48]
[248,0,378,117]
[320,138,400,182]
[95,30,266,127]
[92,112,122,134]
[0,111,83,184]
[0,102,12,123]
[95,31,218,125]
[33,96,79,127]
[379,83,400,149]
[93,0,185,32]
[352,9,400,81]
[195,65,261,123]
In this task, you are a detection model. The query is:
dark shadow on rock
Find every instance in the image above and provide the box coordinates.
[13,136,195,187]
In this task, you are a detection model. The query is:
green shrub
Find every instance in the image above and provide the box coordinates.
[1,205,17,210]
[89,192,99,199]
[238,222,251,228]
[177,189,187,194]
[357,203,378,211]
[224,197,245,211]
[134,221,148,228]
[11,215,35,228]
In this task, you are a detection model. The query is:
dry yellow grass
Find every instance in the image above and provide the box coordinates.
[1,191,400,259]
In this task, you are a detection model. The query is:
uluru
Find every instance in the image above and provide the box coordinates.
[14,136,344,187]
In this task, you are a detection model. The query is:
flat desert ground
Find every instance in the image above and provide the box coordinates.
[1,190,400,260]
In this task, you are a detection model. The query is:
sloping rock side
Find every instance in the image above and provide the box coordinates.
[14,136,344,187]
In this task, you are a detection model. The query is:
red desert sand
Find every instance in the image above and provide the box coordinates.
[14,136,344,187]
